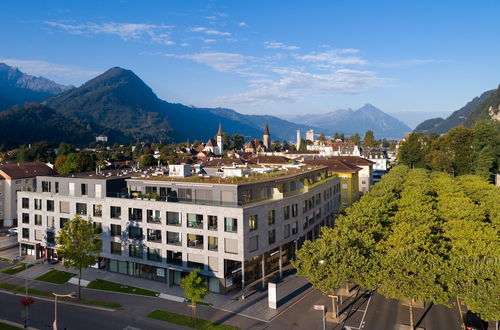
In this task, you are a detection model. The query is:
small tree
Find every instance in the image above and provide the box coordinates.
[56,215,102,299]
[181,268,209,322]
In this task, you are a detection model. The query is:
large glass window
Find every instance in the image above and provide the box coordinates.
[268,210,275,225]
[147,210,161,224]
[22,213,29,224]
[22,228,29,239]
[178,188,192,202]
[110,224,121,236]
[22,198,29,209]
[47,231,55,244]
[93,222,102,234]
[42,181,51,192]
[284,205,290,220]
[147,248,162,261]
[60,217,69,228]
[81,183,88,196]
[187,234,204,249]
[167,250,182,265]
[76,203,87,215]
[224,217,237,232]
[292,222,298,235]
[166,212,181,226]
[167,232,181,246]
[129,245,143,259]
[110,206,121,219]
[34,199,42,210]
[249,215,258,231]
[208,236,218,251]
[46,200,54,212]
[284,224,290,238]
[249,236,258,252]
[147,229,162,242]
[187,213,203,228]
[129,208,143,221]
[292,203,298,217]
[35,214,42,226]
[110,242,121,255]
[128,226,143,239]
[208,215,218,230]
[93,204,102,217]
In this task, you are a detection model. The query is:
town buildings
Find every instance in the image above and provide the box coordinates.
[17,163,340,294]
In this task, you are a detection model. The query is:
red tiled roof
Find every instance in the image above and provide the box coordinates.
[248,155,290,164]
[328,156,374,166]
[0,162,55,179]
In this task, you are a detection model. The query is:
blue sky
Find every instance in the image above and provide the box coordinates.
[1,0,500,122]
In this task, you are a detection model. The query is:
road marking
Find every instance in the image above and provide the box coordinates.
[268,287,315,322]
[356,291,373,329]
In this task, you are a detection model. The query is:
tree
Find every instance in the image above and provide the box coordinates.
[318,133,326,141]
[140,154,156,167]
[271,140,282,152]
[230,134,245,150]
[181,268,209,322]
[56,215,102,299]
[362,130,378,147]
[298,139,307,151]
[398,132,427,168]
[57,143,73,156]
[350,133,361,145]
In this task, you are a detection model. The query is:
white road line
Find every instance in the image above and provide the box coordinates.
[356,291,373,329]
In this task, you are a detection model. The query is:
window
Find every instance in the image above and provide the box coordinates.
[284,224,291,238]
[208,215,218,230]
[110,224,121,237]
[147,248,162,261]
[42,181,51,192]
[292,222,298,235]
[129,245,143,259]
[167,232,181,246]
[303,200,307,213]
[224,238,238,254]
[95,184,102,198]
[187,234,204,249]
[241,189,252,202]
[292,203,298,217]
[147,229,162,242]
[342,184,348,189]
[208,236,218,251]
[69,182,75,196]
[22,213,29,224]
[47,231,55,244]
[22,198,29,209]
[110,242,121,255]
[22,228,29,239]
[47,200,54,212]
[268,229,276,245]
[303,217,308,230]
[178,188,192,202]
[34,199,42,210]
[147,210,161,223]
[93,204,102,217]
[76,203,87,215]
[316,193,321,206]
[187,213,203,228]
[110,206,121,219]
[129,208,143,221]
[249,236,258,252]
[46,216,54,228]
[166,212,181,226]
[59,201,70,214]
[34,230,42,241]
[35,214,42,226]
[167,250,182,265]
[249,215,258,231]
[284,206,290,220]
[268,210,275,225]
[60,218,69,228]
[93,222,102,234]
[55,182,59,193]
[81,183,88,196]
[224,217,237,232]
[128,226,143,239]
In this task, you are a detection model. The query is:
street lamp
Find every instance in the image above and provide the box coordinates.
[52,292,76,329]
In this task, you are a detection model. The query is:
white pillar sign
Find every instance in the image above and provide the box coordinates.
[268,282,277,309]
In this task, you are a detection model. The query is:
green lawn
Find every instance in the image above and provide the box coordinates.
[35,269,76,284]
[87,279,159,297]
[0,263,33,275]
[0,321,21,329]
[147,310,238,330]
[0,257,11,263]
[0,282,121,309]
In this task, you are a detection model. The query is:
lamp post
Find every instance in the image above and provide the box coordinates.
[53,292,76,330]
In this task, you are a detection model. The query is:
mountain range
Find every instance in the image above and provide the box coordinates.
[414,86,500,134]
[283,104,412,139]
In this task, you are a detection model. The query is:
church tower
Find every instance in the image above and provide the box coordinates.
[216,123,224,153]
[263,123,270,150]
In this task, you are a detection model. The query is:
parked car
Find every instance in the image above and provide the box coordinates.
[464,311,487,330]
[7,228,18,236]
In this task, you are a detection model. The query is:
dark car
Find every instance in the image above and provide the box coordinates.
[464,311,487,330]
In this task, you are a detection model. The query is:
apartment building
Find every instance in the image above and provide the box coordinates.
[18,165,340,294]
[0,162,54,227]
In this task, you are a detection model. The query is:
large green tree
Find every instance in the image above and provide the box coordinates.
[56,215,102,299]
[362,130,378,147]
[181,268,209,322]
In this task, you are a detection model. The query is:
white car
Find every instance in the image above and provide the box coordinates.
[7,228,18,236]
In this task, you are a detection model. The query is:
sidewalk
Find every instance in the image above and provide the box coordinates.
[11,261,313,322]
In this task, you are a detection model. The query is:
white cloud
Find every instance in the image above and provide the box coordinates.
[163,52,253,74]
[44,21,175,45]
[380,59,447,67]
[0,58,99,82]
[296,50,367,66]
[238,22,249,27]
[189,26,231,36]
[264,42,300,51]
[203,39,216,44]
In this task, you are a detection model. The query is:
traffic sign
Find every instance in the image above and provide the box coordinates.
[314,304,325,311]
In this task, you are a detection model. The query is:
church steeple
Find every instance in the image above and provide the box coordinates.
[216,123,224,153]
[263,123,270,150]
[217,122,223,136]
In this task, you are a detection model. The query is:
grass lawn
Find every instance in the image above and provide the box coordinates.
[0,263,33,275]
[87,279,159,297]
[0,257,11,263]
[35,269,76,284]
[0,282,121,309]
[0,321,21,329]
[147,310,238,330]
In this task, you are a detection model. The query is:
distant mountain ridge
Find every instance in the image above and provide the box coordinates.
[46,67,314,142]
[414,88,496,134]
[0,63,73,110]
[284,104,411,139]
